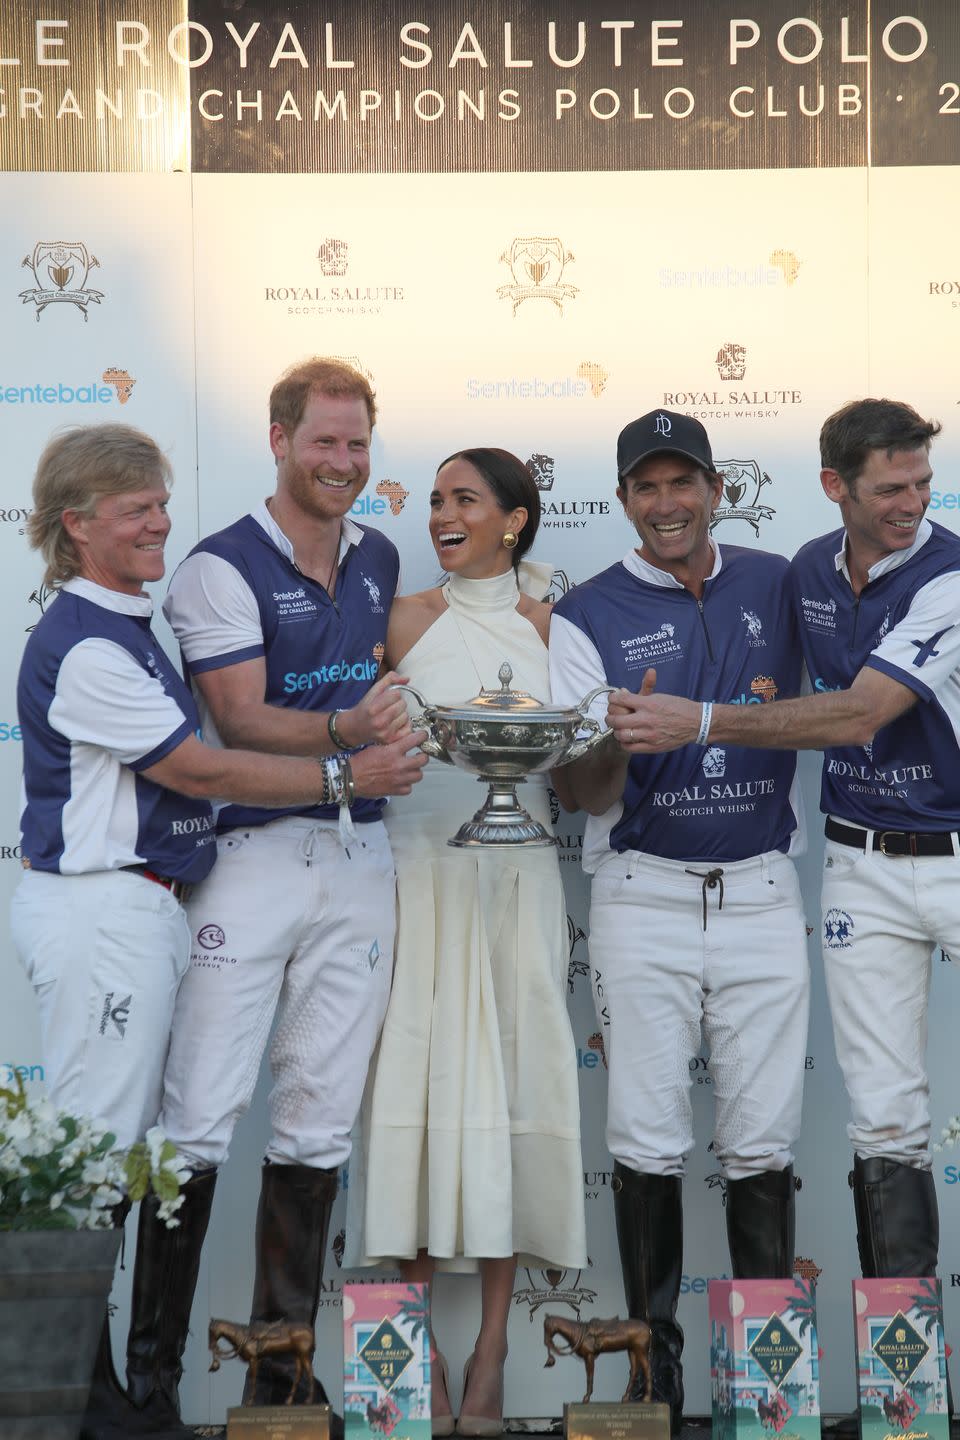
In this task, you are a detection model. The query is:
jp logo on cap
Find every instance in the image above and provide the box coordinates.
[617,409,715,478]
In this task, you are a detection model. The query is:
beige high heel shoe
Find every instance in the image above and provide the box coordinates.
[456,1354,504,1438]
[432,1351,455,1437]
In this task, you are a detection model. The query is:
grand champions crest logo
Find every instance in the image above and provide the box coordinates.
[498,237,578,316]
[711,459,776,535]
[513,1265,597,1319]
[20,241,103,320]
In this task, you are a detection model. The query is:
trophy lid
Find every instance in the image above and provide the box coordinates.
[467,662,545,713]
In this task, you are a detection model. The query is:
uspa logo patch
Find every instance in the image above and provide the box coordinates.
[20,241,103,321]
[498,236,578,316]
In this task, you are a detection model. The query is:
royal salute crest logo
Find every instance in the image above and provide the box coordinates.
[702,747,726,780]
[20,241,103,320]
[318,237,349,276]
[527,453,555,491]
[794,1256,823,1284]
[749,1314,803,1387]
[715,341,747,382]
[872,1311,929,1385]
[769,249,802,285]
[102,367,136,403]
[498,237,578,316]
[711,460,776,536]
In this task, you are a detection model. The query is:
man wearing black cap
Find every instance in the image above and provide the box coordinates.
[549,409,810,1433]
[608,397,955,1297]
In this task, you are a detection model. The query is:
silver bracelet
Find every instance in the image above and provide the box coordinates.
[327,709,350,751]
[695,701,714,747]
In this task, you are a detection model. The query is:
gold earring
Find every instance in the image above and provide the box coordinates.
[502,532,518,549]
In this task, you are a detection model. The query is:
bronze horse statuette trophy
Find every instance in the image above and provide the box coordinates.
[208,1316,316,1405]
[543,1313,653,1404]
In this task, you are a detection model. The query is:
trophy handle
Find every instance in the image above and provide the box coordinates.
[389,683,453,764]
[556,685,617,766]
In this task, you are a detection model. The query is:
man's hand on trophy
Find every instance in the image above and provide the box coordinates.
[339,671,413,747]
[606,670,702,753]
[351,730,429,797]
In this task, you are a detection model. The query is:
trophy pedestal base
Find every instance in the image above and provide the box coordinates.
[447,779,557,849]
[565,1401,672,1440]
[227,1403,331,1439]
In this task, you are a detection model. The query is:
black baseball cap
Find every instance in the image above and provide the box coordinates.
[617,409,715,479]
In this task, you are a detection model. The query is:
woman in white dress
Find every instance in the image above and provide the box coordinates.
[354,449,586,1436]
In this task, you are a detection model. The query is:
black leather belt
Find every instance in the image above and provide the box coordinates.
[825,817,958,858]
[123,864,191,901]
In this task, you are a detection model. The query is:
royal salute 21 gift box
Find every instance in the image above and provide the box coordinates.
[343,1282,431,1440]
[709,1279,820,1440]
[852,1278,949,1440]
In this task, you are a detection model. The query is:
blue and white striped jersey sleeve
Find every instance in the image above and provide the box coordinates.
[49,638,194,769]
[867,571,960,704]
[163,551,264,672]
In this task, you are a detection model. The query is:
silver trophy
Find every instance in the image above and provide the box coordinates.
[395,662,614,847]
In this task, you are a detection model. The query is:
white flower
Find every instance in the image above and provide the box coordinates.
[49,1192,64,1210]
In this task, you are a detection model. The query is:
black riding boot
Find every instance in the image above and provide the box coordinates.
[242,1161,339,1411]
[126,1167,218,1418]
[850,1155,939,1277]
[80,1201,192,1440]
[726,1167,797,1278]
[612,1162,684,1436]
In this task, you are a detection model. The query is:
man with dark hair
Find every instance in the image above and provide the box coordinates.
[549,409,810,1433]
[613,397,955,1285]
[120,358,427,1421]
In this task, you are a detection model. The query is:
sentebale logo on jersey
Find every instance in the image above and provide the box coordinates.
[284,656,380,693]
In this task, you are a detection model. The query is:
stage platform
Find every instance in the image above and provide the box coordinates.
[187,1420,959,1438]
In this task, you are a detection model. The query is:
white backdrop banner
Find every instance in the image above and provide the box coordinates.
[2,2,960,1426]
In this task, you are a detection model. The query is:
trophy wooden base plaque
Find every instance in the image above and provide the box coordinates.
[226,1403,331,1439]
[564,1401,671,1440]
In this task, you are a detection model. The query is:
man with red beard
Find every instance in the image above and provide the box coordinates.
[121,359,425,1423]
